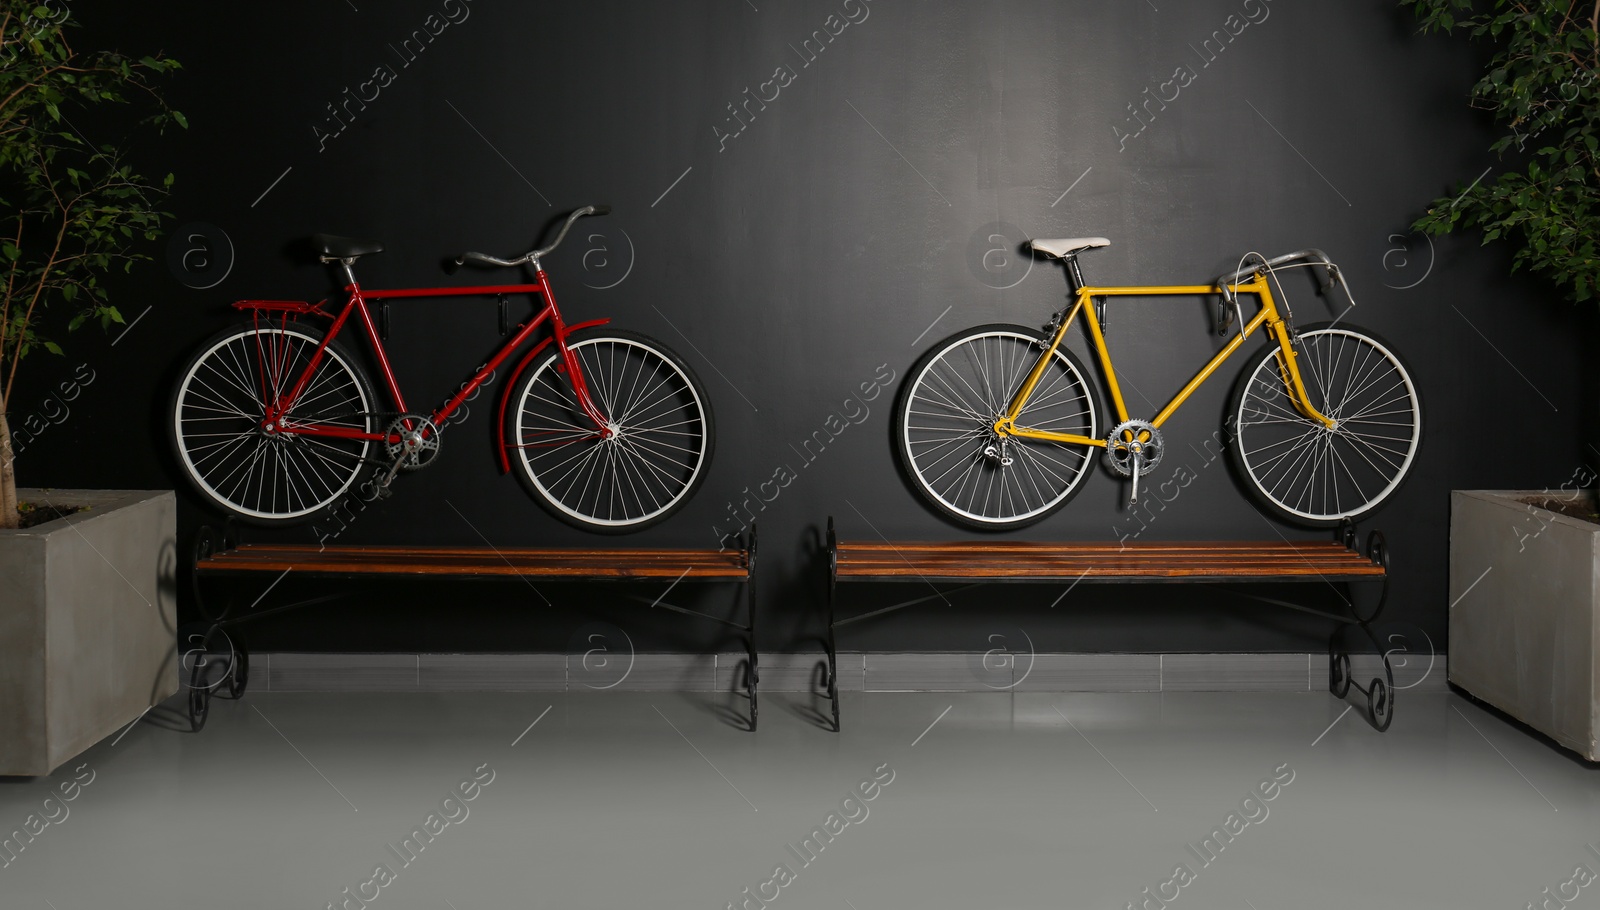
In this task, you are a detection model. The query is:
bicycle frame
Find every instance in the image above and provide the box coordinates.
[994,273,1335,447]
[236,267,611,465]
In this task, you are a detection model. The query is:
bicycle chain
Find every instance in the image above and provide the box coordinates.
[289,411,425,469]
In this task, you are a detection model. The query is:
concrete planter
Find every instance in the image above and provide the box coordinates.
[0,490,177,776]
[1449,490,1600,760]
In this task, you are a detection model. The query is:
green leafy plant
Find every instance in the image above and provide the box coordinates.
[0,1,181,529]
[1408,0,1599,302]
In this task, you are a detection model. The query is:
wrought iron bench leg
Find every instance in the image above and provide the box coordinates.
[186,525,254,732]
[745,525,759,731]
[827,517,841,733]
[1326,529,1395,731]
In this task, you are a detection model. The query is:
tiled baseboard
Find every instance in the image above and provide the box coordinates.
[243,652,1448,694]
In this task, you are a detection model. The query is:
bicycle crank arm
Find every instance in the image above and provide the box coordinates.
[1128,451,1142,506]
[376,458,405,494]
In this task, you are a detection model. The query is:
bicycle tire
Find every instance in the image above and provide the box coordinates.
[170,322,377,525]
[896,324,1101,530]
[1228,322,1422,526]
[506,328,714,533]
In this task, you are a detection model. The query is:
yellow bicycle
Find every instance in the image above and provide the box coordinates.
[896,239,1422,529]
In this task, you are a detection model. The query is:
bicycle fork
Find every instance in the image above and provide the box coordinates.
[553,332,612,436]
[1266,320,1336,429]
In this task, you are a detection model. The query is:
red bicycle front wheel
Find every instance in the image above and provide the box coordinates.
[506,328,714,532]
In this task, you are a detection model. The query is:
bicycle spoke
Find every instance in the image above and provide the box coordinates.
[208,350,268,412]
[1011,442,1077,491]
[1009,444,1054,511]
[532,433,609,487]
[1338,429,1407,471]
[188,430,260,473]
[1328,437,1366,513]
[547,441,607,501]
[525,381,588,420]
[923,440,987,488]
[186,375,258,420]
[933,363,993,417]
[616,437,676,511]
[621,432,701,464]
[618,358,669,425]
[610,439,650,520]
[1245,428,1324,482]
[914,384,990,423]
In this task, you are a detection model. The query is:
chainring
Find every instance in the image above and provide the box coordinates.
[384,414,442,471]
[1104,419,1164,477]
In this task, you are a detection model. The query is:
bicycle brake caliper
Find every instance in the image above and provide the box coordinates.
[1039,312,1063,348]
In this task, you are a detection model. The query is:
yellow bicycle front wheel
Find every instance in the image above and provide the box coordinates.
[1229,323,1422,526]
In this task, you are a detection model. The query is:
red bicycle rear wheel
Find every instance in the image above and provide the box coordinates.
[170,323,377,524]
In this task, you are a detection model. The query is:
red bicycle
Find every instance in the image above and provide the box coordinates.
[170,206,715,532]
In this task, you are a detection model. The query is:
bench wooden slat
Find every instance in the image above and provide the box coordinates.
[838,541,1352,554]
[833,539,1382,580]
[208,546,742,559]
[835,555,1377,569]
[228,543,732,559]
[837,567,1382,580]
[197,544,747,579]
[836,560,1380,572]
[837,544,1375,558]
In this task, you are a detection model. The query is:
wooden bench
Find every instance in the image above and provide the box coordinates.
[825,518,1392,732]
[186,526,759,730]
[199,543,751,581]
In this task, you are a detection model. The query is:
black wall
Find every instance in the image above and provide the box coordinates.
[16,0,1591,654]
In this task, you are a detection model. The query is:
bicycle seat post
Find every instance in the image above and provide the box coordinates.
[1064,254,1088,292]
[1062,254,1106,334]
[313,254,362,290]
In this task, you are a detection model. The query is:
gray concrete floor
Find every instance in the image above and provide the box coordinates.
[0,688,1594,909]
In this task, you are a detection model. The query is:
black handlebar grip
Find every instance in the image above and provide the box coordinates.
[588,204,612,216]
